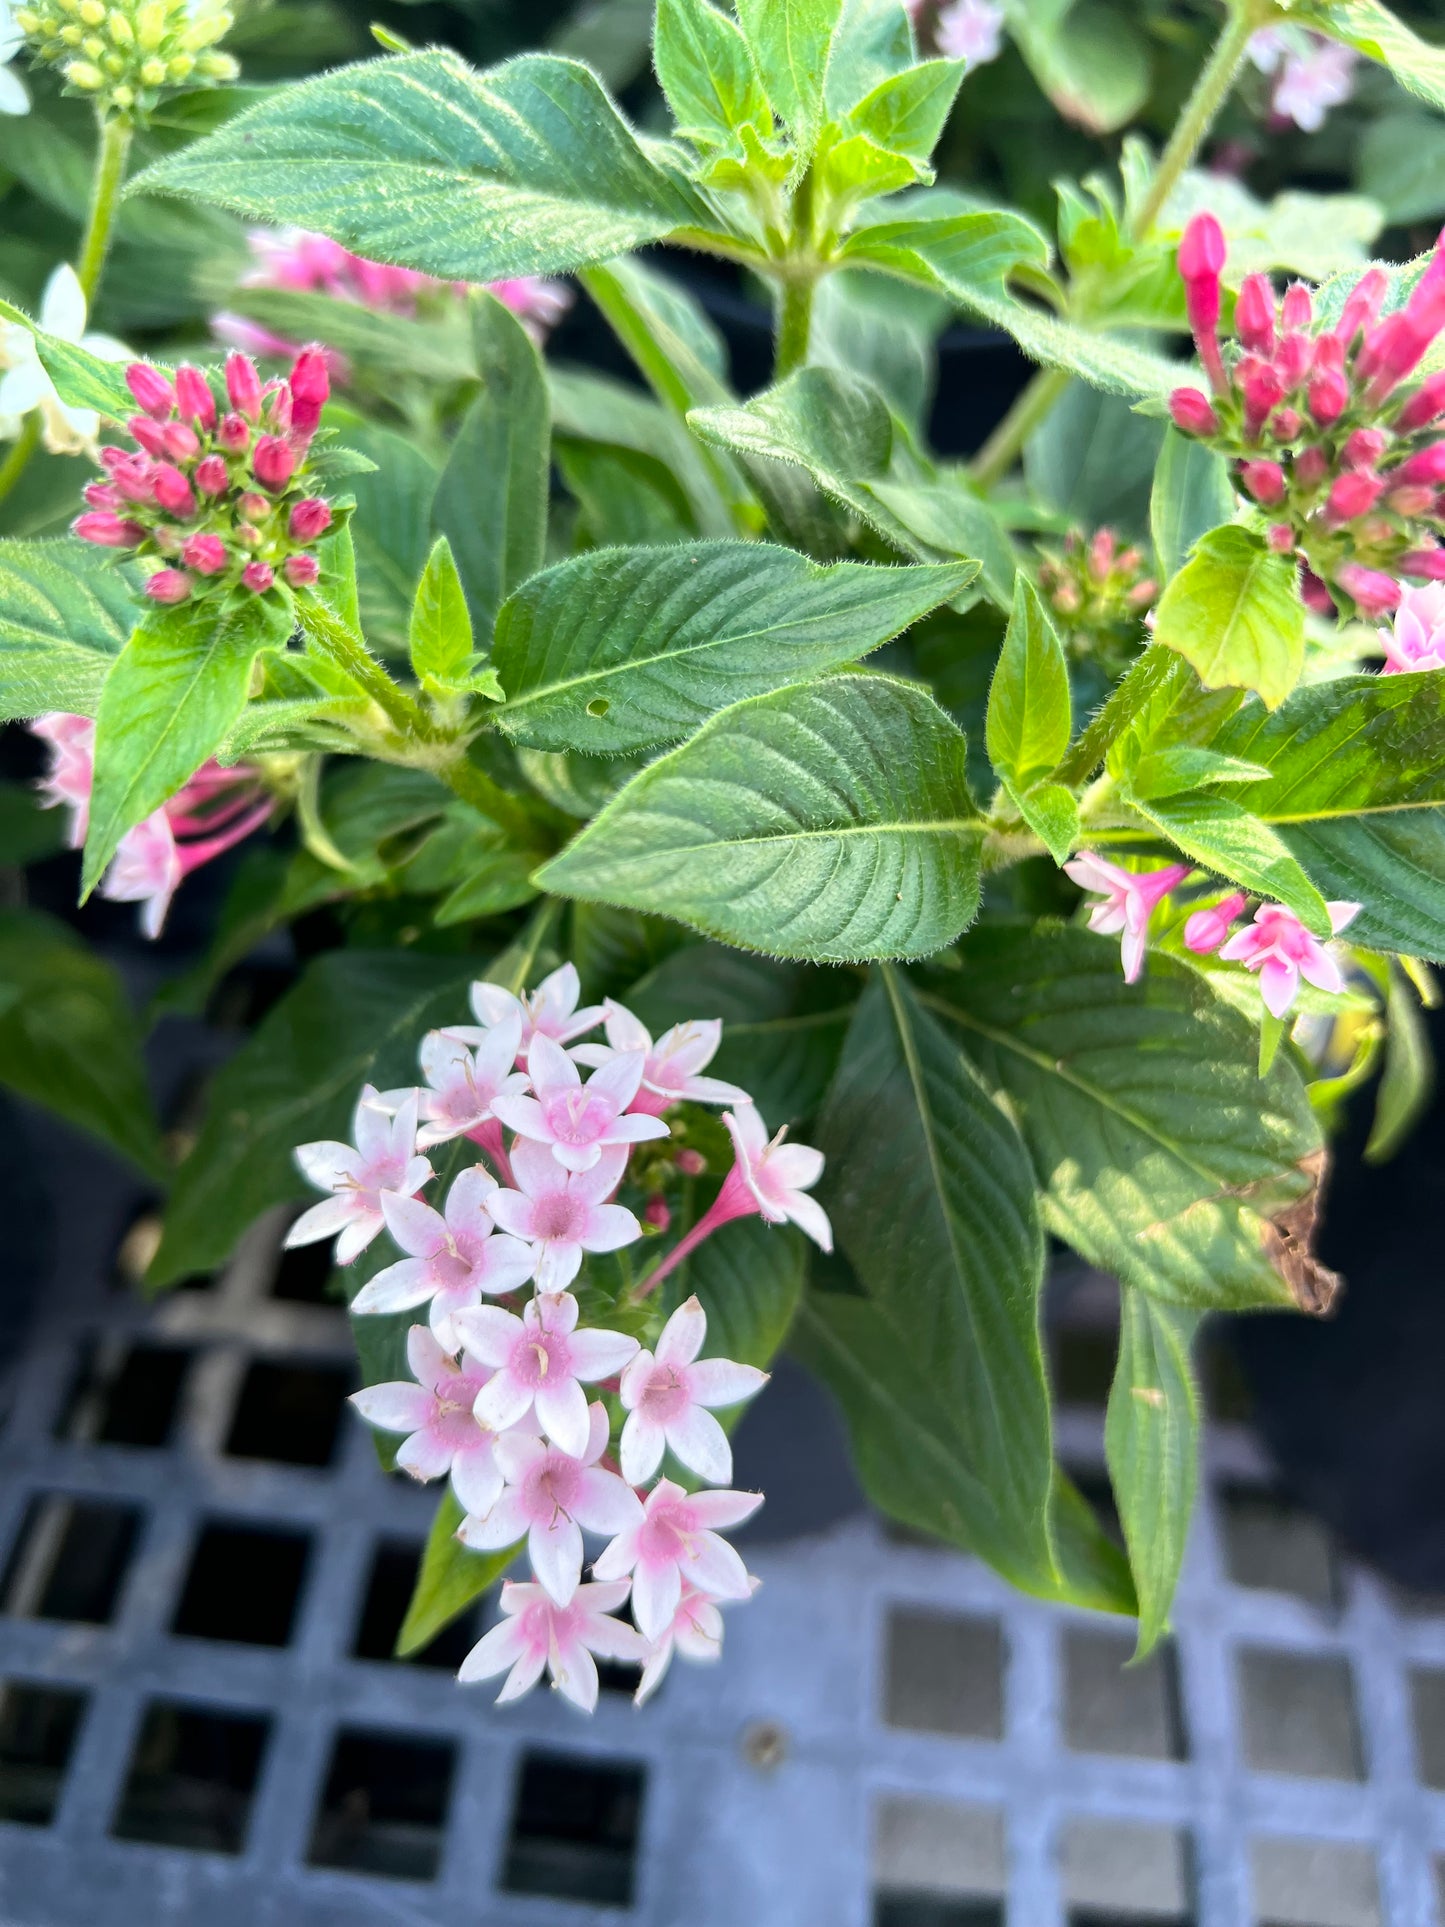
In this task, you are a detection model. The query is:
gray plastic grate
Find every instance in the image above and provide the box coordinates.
[2,1132,1444,1926]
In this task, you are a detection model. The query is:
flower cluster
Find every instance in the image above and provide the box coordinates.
[1036,528,1156,671]
[289,964,832,1712]
[30,712,271,935]
[17,0,236,118]
[1170,214,1445,617]
[1249,27,1355,135]
[73,346,336,605]
[214,226,572,368]
[1066,850,1361,1018]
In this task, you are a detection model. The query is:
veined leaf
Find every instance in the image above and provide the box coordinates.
[1285,810,1445,959]
[328,419,439,658]
[735,0,842,157]
[1152,525,1305,709]
[225,286,477,383]
[0,294,135,421]
[920,921,1323,1310]
[1298,0,1445,113]
[131,51,706,283]
[1150,428,1236,583]
[1105,1291,1200,1657]
[654,0,773,144]
[536,673,983,963]
[0,538,139,720]
[987,575,1072,789]
[493,541,976,753]
[409,537,475,694]
[1129,792,1331,936]
[550,364,738,541]
[843,59,963,162]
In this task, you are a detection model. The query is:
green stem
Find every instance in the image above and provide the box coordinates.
[438,750,543,846]
[76,112,133,302]
[774,276,815,380]
[968,366,1069,490]
[299,593,423,739]
[0,419,39,509]
[1129,0,1263,242]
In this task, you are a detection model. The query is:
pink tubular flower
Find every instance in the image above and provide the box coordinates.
[287,1086,432,1265]
[1064,852,1192,984]
[635,1584,744,1706]
[414,1013,529,1151]
[1218,901,1362,1017]
[31,713,96,845]
[349,1164,535,1351]
[460,961,604,1060]
[934,0,1005,66]
[1184,892,1248,956]
[456,1288,639,1459]
[458,1578,648,1712]
[492,1033,669,1173]
[571,1001,751,1118]
[1169,387,1219,437]
[1381,582,1445,672]
[619,1295,767,1486]
[484,1139,641,1293]
[457,1403,642,1606]
[99,811,183,938]
[593,1478,762,1641]
[349,1324,509,1516]
[1178,213,1227,392]
[145,567,192,604]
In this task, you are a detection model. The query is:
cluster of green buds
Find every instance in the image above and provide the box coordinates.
[16,0,236,118]
[1035,527,1157,674]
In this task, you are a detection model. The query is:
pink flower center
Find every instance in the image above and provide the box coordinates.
[523,1452,583,1523]
[431,1248,472,1291]
[542,1088,615,1146]
[530,1193,587,1242]
[508,1328,573,1390]
[638,1497,697,1566]
[432,1396,483,1451]
[637,1364,690,1424]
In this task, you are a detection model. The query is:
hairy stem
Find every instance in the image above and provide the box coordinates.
[437,749,542,845]
[968,366,1069,490]
[1129,0,1264,243]
[77,113,133,301]
[774,275,815,380]
[0,420,39,509]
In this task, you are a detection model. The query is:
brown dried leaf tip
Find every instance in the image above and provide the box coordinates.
[1261,1149,1344,1316]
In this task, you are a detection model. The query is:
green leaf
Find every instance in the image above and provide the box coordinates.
[409,536,475,695]
[1285,811,1445,960]
[396,1491,516,1658]
[0,907,165,1178]
[735,0,842,157]
[816,969,1056,1585]
[920,921,1324,1309]
[1297,0,1445,113]
[654,0,774,144]
[131,51,705,282]
[550,363,738,541]
[1150,428,1236,584]
[1025,380,1164,535]
[663,1213,806,1368]
[1128,746,1273,799]
[986,575,1072,789]
[0,538,139,720]
[1105,1291,1200,1657]
[0,780,67,865]
[493,541,976,753]
[1152,526,1305,710]
[225,286,477,384]
[821,0,919,119]
[1013,780,1080,866]
[1357,109,1445,225]
[432,293,549,639]
[1128,792,1331,936]
[1011,0,1151,135]
[1367,965,1434,1161]
[0,296,137,424]
[332,420,439,657]
[843,59,963,162]
[868,477,1017,609]
[536,673,983,963]
[83,596,288,895]
[434,846,540,924]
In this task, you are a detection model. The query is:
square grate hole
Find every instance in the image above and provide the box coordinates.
[270,1236,338,1306]
[1252,1837,1380,1927]
[874,1797,1005,1917]
[1237,1649,1363,1780]
[1063,1817,1193,1923]
[223,1358,352,1468]
[1221,1486,1338,1608]
[111,1701,270,1855]
[1,1494,139,1624]
[58,1338,191,1447]
[306,1726,456,1882]
[172,1521,310,1648]
[503,1751,646,1908]
[351,1539,480,1671]
[1063,1627,1186,1761]
[1410,1667,1445,1788]
[883,1609,1003,1739]
[0,1681,87,1826]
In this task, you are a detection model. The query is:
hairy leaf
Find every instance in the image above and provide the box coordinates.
[654,0,773,144]
[0,538,138,721]
[1129,792,1331,935]
[735,0,842,156]
[409,537,474,694]
[1150,428,1236,583]
[1285,811,1445,959]
[1152,526,1304,709]
[987,575,1072,789]
[1299,0,1445,113]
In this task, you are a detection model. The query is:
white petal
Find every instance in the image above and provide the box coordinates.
[349,1257,434,1316]
[457,1615,530,1684]
[577,1204,642,1254]
[497,1644,549,1703]
[549,1636,599,1713]
[294,1140,358,1188]
[688,1357,768,1408]
[572,1467,644,1536]
[450,1442,503,1517]
[529,1515,584,1606]
[350,1382,431,1433]
[632,1558,682,1642]
[619,1411,666,1486]
[380,1190,447,1258]
[40,264,86,342]
[665,1405,733,1485]
[283,1194,355,1247]
[783,1191,833,1252]
[0,66,29,114]
[656,1296,706,1368]
[567,1326,640,1381]
[534,1376,591,1460]
[687,1529,752,1601]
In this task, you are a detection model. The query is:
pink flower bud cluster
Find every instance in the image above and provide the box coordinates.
[290,964,833,1712]
[1036,527,1158,670]
[1170,213,1445,615]
[29,712,271,937]
[72,346,336,607]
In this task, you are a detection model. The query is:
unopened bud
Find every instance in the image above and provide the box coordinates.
[675,1147,706,1176]
[139,53,165,83]
[1335,562,1402,615]
[182,533,228,575]
[1398,547,1445,580]
[134,0,166,48]
[145,567,192,604]
[287,496,331,541]
[287,345,330,438]
[1088,529,1115,580]
[1238,359,1283,435]
[127,414,168,458]
[1387,483,1437,517]
[1281,283,1313,332]
[253,434,296,491]
[126,362,176,420]
[1270,408,1302,442]
[83,481,121,510]
[283,553,320,587]
[225,351,263,421]
[1169,386,1218,437]
[1235,274,1276,355]
[1343,428,1388,469]
[1308,370,1348,427]
[1239,459,1287,506]
[1325,471,1384,526]
[242,559,275,594]
[237,491,269,523]
[162,421,199,461]
[63,58,104,86]
[217,412,250,454]
[151,463,195,517]
[642,1195,671,1233]
[1267,524,1295,552]
[1295,445,1329,489]
[174,363,216,430]
[1333,266,1388,347]
[73,511,143,546]
[1395,371,1445,434]
[1393,442,1445,488]
[1178,214,1227,392]
[194,454,229,496]
[1185,892,1248,955]
[1275,334,1311,389]
[105,7,131,40]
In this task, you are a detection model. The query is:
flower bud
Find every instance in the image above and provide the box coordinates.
[162,421,200,461]
[125,361,175,419]
[63,60,105,88]
[1267,524,1295,553]
[287,496,331,541]
[182,532,228,575]
[237,491,270,523]
[1392,442,1445,488]
[1359,311,1434,399]
[1169,386,1218,437]
[1178,214,1227,391]
[73,511,143,546]
[145,568,192,604]
[1281,283,1313,332]
[1343,428,1388,469]
[263,379,292,435]
[1271,408,1302,442]
[1088,529,1115,580]
[1238,359,1283,435]
[174,363,216,430]
[217,412,250,454]
[1239,459,1286,506]
[1396,372,1445,434]
[1295,445,1329,489]
[1335,562,1402,615]
[1276,334,1312,390]
[642,1195,671,1232]
[83,480,121,510]
[1398,547,1445,580]
[194,454,229,496]
[1178,211,1225,284]
[241,560,275,594]
[1386,483,1436,518]
[287,346,330,438]
[283,553,320,587]
[151,463,196,518]
[675,1147,706,1176]
[127,415,168,458]
[1324,472,1384,526]
[1235,274,1276,355]
[1333,267,1388,347]
[253,434,296,491]
[1301,569,1336,616]
[1185,892,1248,955]
[225,351,263,421]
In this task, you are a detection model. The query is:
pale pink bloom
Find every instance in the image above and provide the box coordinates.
[349,1324,508,1515]
[1183,891,1249,955]
[455,1288,639,1459]
[593,1477,762,1641]
[484,1138,642,1293]
[572,1001,750,1117]
[1064,851,1192,983]
[349,1164,535,1351]
[456,1401,641,1605]
[458,1578,648,1712]
[1272,35,1355,132]
[287,1086,432,1265]
[637,1582,758,1706]
[935,0,1005,65]
[492,1032,669,1172]
[30,712,95,845]
[490,277,573,343]
[619,1295,767,1486]
[1381,582,1445,673]
[98,810,183,939]
[1218,900,1362,1017]
[210,313,309,364]
[459,961,604,1060]
[414,1012,530,1150]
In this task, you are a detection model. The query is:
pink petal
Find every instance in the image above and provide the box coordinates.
[474,1009,525,1084]
[475,1237,536,1295]
[1299,945,1345,995]
[1259,955,1300,1018]
[578,1203,643,1253]
[445,1163,499,1236]
[335,1213,383,1265]
[567,1327,640,1380]
[350,1381,431,1433]
[602,1000,651,1054]
[350,1257,434,1316]
[688,1358,767,1407]
[396,1427,455,1482]
[549,1140,604,1174]
[584,1610,650,1663]
[1219,928,1264,963]
[529,1514,584,1605]
[766,1142,824,1191]
[725,1105,768,1162]
[665,1405,732,1484]
[604,1113,671,1147]
[405,1323,450,1387]
[470,981,523,1029]
[632,1557,683,1641]
[676,1072,749,1105]
[453,1304,522,1367]
[483,1189,541,1239]
[619,1411,667,1485]
[549,1635,600,1712]
[586,1048,646,1113]
[1328,900,1362,934]
[497,1644,550,1703]
[1120,923,1148,984]
[654,1019,721,1077]
[591,1524,640,1582]
[450,1441,503,1516]
[490,1093,549,1141]
[686,1529,753,1601]
[527,1030,579,1095]
[533,1290,580,1336]
[688,1489,764,1531]
[494,1430,548,1483]
[458,1614,530,1684]
[569,1141,630,1204]
[572,1468,645,1536]
[534,1376,591,1460]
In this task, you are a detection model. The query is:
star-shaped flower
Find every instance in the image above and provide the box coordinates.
[287,1087,432,1265]
[593,1477,762,1641]
[483,1139,642,1294]
[458,1578,648,1712]
[1063,851,1192,984]
[491,1032,669,1172]
[619,1295,767,1486]
[349,1325,510,1516]
[572,1001,750,1118]
[454,1288,639,1460]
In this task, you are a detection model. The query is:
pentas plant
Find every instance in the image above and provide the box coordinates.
[7,0,1445,1674]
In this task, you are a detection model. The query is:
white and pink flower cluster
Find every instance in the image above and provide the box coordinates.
[1065,851,1361,1017]
[286,964,832,1713]
[30,711,270,935]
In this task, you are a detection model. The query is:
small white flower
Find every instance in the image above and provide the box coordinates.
[0,265,130,454]
[0,0,30,117]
